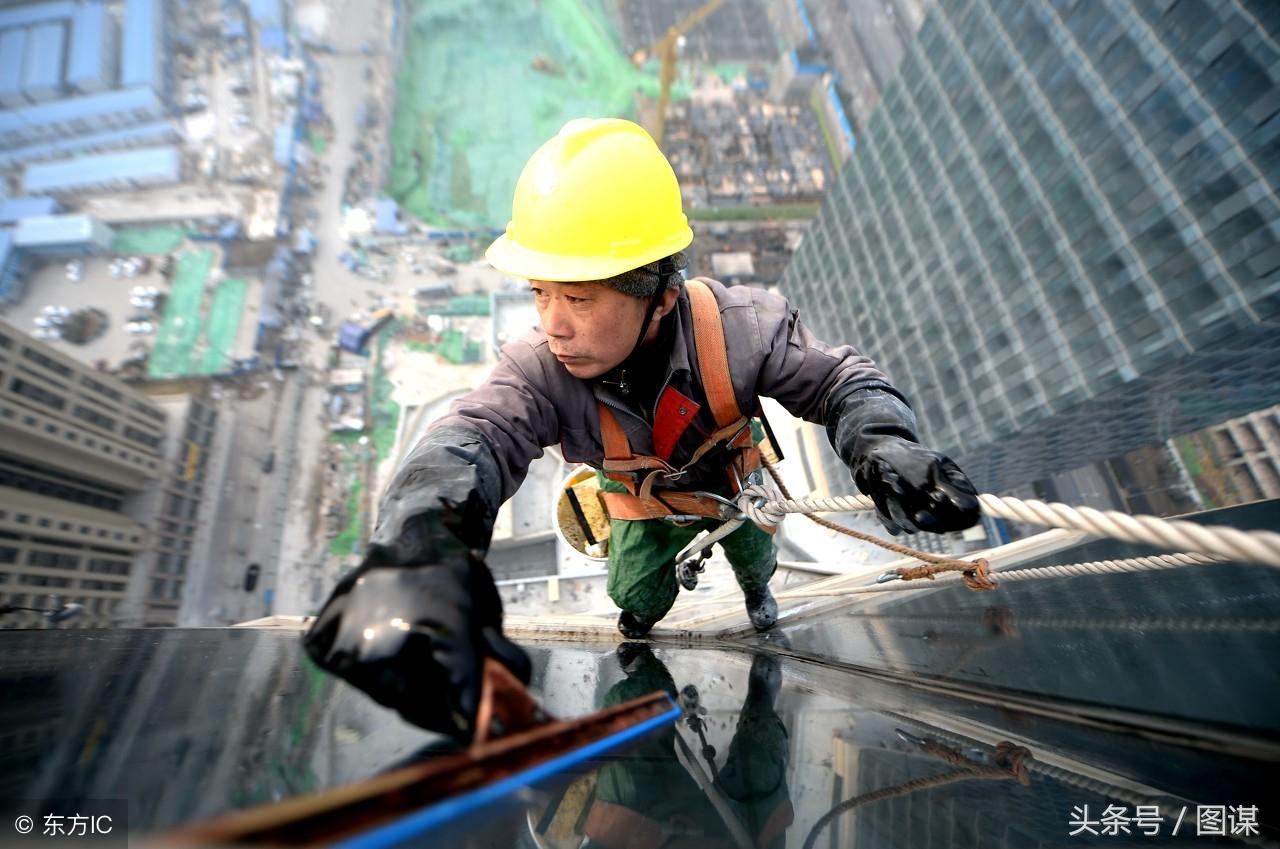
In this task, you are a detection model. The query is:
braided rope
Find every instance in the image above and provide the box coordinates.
[744,489,1280,568]
[751,456,991,586]
[776,552,1225,598]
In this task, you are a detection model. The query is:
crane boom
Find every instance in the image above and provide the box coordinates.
[642,0,730,148]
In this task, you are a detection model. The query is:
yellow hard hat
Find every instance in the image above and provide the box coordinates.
[486,118,693,282]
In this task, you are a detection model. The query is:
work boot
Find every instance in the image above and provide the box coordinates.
[617,610,656,639]
[744,585,777,632]
[747,653,783,705]
[615,641,652,672]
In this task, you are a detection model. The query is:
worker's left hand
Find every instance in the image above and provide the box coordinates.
[853,437,981,535]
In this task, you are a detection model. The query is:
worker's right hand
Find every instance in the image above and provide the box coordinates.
[302,495,531,742]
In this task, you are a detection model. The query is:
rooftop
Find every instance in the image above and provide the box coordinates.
[66,3,110,90]
[0,121,178,169]
[11,213,108,246]
[0,0,74,30]
[21,21,66,95]
[0,29,27,98]
[0,195,60,224]
[0,85,164,137]
[119,0,158,89]
[22,146,181,195]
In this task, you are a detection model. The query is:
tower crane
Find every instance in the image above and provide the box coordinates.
[635,0,730,148]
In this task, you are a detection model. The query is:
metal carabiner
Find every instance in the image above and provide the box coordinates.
[691,491,748,521]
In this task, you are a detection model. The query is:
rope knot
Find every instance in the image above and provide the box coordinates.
[737,484,785,530]
[994,741,1033,785]
[894,557,998,592]
[961,558,996,592]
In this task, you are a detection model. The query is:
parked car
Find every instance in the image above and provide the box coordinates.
[32,327,61,341]
[125,321,155,335]
[121,257,151,278]
[65,260,83,282]
[243,563,260,592]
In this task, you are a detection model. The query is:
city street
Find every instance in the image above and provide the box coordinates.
[180,0,395,622]
[262,0,392,617]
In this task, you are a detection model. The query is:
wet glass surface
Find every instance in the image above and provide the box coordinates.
[2,620,1277,847]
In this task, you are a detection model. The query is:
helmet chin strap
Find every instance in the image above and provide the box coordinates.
[603,258,676,397]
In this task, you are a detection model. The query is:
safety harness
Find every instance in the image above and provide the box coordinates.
[594,279,772,531]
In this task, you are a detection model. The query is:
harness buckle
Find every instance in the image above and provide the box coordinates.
[691,491,748,521]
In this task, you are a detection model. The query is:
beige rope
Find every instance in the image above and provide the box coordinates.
[738,488,1280,569]
[752,455,993,589]
[777,552,1224,598]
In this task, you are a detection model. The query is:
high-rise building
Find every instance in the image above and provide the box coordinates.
[781,0,1280,496]
[0,320,219,627]
[0,321,163,627]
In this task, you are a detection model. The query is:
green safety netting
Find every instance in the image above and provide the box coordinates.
[386,0,677,229]
[147,251,246,379]
[199,277,249,374]
[149,249,214,379]
[111,226,188,255]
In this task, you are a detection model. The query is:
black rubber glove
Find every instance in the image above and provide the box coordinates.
[827,386,981,536]
[302,426,531,741]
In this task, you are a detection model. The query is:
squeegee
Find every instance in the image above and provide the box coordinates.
[155,659,679,847]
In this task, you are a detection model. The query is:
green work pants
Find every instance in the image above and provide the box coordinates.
[599,473,777,622]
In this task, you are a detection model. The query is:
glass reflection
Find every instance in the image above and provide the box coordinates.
[0,628,1276,846]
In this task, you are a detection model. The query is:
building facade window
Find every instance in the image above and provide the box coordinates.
[9,378,66,411]
[26,550,80,570]
[71,405,116,431]
[86,558,130,575]
[123,425,162,450]
[22,348,73,379]
[80,376,123,402]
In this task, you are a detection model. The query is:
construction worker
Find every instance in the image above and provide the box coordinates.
[304,118,980,741]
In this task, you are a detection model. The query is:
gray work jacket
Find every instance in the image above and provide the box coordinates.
[430,278,895,501]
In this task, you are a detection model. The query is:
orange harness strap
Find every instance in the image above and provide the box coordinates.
[685,278,740,428]
[593,279,770,529]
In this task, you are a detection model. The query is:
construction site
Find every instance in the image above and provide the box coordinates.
[2,0,1280,845]
[383,0,831,245]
